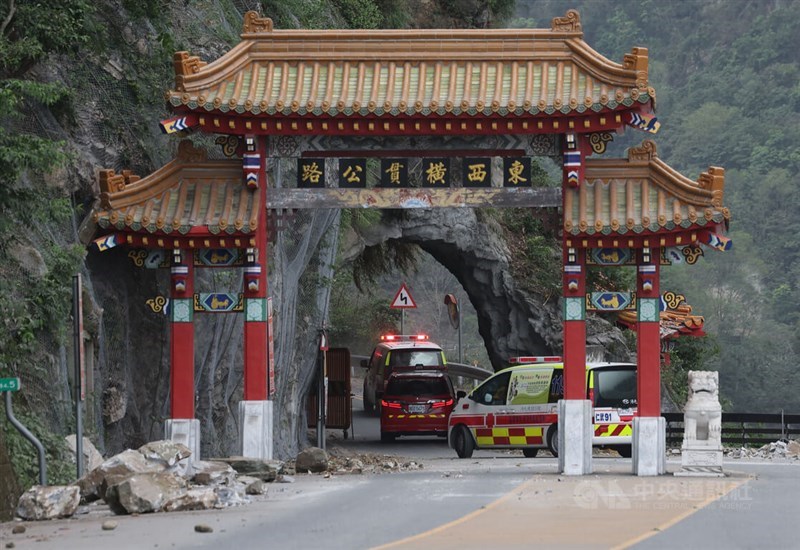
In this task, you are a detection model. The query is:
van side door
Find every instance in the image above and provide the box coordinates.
[496,368,555,448]
[468,370,511,448]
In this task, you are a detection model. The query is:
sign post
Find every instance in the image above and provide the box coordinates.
[444,294,462,363]
[73,274,85,479]
[2,379,48,485]
[390,283,417,334]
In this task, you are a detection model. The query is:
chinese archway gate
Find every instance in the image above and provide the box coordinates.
[89,9,729,475]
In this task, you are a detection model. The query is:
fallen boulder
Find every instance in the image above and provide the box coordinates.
[163,488,218,512]
[138,440,192,467]
[65,435,105,472]
[76,449,165,501]
[17,485,80,520]
[220,457,282,481]
[191,460,237,486]
[105,472,186,514]
[295,447,328,473]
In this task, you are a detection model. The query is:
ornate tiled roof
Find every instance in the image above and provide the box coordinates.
[166,10,654,119]
[618,301,705,340]
[564,140,730,238]
[92,142,259,236]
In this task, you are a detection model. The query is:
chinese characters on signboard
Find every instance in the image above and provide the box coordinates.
[422,158,450,187]
[503,158,530,187]
[338,158,367,188]
[462,158,491,187]
[297,158,326,188]
[295,157,532,188]
[379,159,408,187]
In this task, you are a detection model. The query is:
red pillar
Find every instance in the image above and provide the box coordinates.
[243,135,269,400]
[636,246,661,417]
[562,245,586,399]
[170,252,194,419]
[562,132,587,399]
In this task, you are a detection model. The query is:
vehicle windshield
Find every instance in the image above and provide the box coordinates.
[594,367,637,408]
[386,377,450,397]
[390,349,443,367]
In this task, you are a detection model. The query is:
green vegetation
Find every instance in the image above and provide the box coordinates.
[2,412,75,488]
[0,0,94,490]
[516,0,800,411]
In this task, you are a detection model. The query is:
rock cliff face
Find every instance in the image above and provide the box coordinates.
[341,209,630,370]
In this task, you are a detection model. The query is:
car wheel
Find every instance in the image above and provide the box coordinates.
[380,431,396,443]
[363,380,373,412]
[547,425,559,458]
[522,448,538,458]
[453,426,474,459]
[615,445,632,458]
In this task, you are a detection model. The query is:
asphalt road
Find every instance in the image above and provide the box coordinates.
[632,461,800,550]
[2,395,798,549]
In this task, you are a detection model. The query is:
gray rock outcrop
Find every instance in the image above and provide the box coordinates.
[341,209,629,369]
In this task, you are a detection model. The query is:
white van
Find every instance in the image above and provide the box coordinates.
[448,358,637,458]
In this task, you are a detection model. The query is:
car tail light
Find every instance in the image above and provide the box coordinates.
[431,398,454,409]
[381,400,402,409]
[588,388,595,404]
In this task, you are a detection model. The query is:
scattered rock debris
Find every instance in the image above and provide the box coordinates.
[101,520,118,531]
[194,524,214,533]
[725,439,800,460]
[13,438,423,523]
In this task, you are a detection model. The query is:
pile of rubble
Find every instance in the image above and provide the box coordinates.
[323,446,423,475]
[724,439,800,460]
[15,441,417,521]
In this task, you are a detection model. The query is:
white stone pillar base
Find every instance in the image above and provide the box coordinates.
[558,399,593,475]
[239,400,273,460]
[675,442,724,477]
[164,418,200,462]
[632,416,666,476]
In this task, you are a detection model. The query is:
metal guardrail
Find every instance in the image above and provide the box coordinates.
[350,354,492,382]
[663,412,800,447]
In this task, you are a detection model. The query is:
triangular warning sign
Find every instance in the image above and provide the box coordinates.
[390,283,417,309]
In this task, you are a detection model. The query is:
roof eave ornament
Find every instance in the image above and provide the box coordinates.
[98,169,141,209]
[627,139,658,162]
[698,166,726,208]
[551,9,582,33]
[173,51,207,92]
[622,47,656,110]
[242,11,273,34]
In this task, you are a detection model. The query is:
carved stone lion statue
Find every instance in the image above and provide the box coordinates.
[683,370,722,446]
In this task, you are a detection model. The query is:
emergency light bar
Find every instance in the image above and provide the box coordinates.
[508,356,563,364]
[380,334,429,342]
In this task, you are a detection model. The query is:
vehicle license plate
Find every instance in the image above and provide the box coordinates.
[409,404,426,413]
[594,410,619,423]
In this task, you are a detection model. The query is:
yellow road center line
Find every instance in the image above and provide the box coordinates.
[612,474,752,550]
[371,476,539,550]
